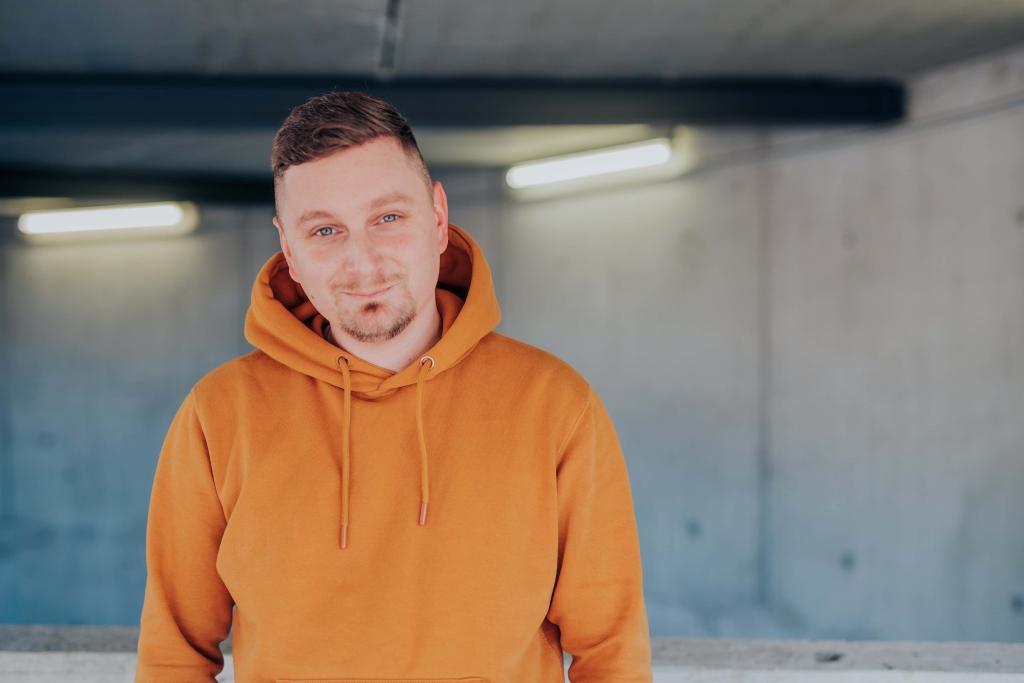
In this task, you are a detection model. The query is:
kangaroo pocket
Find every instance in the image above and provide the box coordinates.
[276,678,489,682]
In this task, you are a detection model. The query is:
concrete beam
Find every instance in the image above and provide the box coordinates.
[0,73,905,129]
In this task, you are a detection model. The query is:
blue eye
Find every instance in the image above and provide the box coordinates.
[314,226,335,237]
[381,213,398,223]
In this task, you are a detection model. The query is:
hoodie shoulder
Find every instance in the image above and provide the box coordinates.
[478,331,592,399]
[190,349,284,403]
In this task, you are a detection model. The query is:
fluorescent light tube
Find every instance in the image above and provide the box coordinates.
[17,201,196,237]
[505,138,674,189]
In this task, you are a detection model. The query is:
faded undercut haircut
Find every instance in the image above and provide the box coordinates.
[270,90,433,218]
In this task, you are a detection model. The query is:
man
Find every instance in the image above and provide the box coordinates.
[134,91,652,683]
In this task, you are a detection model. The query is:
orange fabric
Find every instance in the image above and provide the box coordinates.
[135,223,652,682]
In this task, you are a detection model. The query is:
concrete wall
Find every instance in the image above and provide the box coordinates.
[765,45,1024,642]
[1,42,1022,640]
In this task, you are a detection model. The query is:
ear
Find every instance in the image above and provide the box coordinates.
[433,181,449,254]
[273,215,289,258]
[273,215,301,283]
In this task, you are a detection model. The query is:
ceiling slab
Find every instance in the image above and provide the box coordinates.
[1,0,1021,79]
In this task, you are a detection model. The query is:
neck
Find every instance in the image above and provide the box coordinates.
[326,300,443,373]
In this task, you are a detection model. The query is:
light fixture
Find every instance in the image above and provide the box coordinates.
[505,138,675,189]
[17,201,198,242]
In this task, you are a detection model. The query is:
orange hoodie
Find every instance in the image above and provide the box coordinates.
[134,223,652,683]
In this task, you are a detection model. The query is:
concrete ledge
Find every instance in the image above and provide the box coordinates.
[0,625,140,652]
[2,626,1024,682]
[651,637,1024,672]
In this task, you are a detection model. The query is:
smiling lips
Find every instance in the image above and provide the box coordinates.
[346,284,394,298]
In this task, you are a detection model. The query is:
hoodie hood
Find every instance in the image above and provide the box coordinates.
[243,223,501,548]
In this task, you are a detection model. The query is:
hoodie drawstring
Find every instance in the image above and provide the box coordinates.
[335,353,435,549]
[415,354,435,527]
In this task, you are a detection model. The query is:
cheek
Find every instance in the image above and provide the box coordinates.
[408,246,440,294]
[293,260,334,303]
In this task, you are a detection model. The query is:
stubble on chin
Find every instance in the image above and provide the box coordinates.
[331,284,417,343]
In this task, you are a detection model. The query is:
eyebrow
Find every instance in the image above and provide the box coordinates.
[297,191,416,227]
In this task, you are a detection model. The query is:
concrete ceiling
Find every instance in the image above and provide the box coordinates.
[0,0,1022,184]
[2,0,1022,79]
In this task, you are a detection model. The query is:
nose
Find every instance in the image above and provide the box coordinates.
[335,231,394,295]
[340,229,385,276]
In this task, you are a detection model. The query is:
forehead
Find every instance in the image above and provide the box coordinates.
[276,138,427,216]
[283,137,416,185]
[295,190,418,227]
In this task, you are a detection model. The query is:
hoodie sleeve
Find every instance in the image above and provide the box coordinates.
[135,388,234,682]
[546,385,653,683]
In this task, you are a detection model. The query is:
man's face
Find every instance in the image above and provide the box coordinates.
[273,136,448,344]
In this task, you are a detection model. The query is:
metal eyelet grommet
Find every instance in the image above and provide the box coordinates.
[419,354,435,369]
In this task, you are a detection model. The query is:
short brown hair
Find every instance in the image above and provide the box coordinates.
[271,91,432,214]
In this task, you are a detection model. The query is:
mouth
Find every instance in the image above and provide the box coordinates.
[345,284,395,298]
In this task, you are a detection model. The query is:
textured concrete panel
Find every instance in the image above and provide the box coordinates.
[766,91,1024,641]
[397,0,1024,79]
[493,166,765,635]
[0,0,385,74]
[1,208,264,625]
